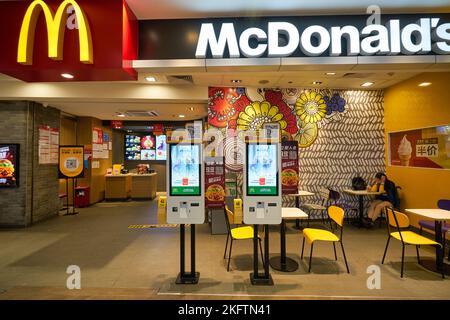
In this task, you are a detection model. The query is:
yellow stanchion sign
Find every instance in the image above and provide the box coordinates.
[233,198,243,224]
[157,195,167,225]
[59,146,84,178]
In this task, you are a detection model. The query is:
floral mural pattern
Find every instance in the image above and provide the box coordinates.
[207,87,347,149]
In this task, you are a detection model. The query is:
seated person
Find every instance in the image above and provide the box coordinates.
[364,172,399,227]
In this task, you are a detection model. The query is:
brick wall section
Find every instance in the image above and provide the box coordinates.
[0,101,60,227]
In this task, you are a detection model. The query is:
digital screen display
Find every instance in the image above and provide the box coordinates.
[246,144,278,196]
[141,149,156,160]
[170,144,201,196]
[0,144,19,188]
[125,135,141,160]
[140,135,155,150]
[155,135,167,160]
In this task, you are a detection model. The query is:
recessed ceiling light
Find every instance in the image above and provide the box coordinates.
[116,113,125,118]
[325,72,336,75]
[418,82,432,87]
[361,82,374,87]
[145,76,156,82]
[311,81,322,85]
[61,73,74,79]
[179,115,185,118]
[231,80,242,83]
[189,107,195,111]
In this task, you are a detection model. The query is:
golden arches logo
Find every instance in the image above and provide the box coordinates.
[17,0,93,65]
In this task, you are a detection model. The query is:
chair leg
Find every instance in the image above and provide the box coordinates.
[308,243,314,273]
[223,233,229,259]
[401,244,405,278]
[227,239,233,272]
[381,236,391,264]
[416,245,420,264]
[333,242,337,260]
[301,237,306,259]
[258,238,265,266]
[340,241,350,273]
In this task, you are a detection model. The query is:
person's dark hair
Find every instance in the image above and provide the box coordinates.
[375,172,387,180]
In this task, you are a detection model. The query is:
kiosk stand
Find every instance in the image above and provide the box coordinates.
[167,139,204,284]
[243,138,282,286]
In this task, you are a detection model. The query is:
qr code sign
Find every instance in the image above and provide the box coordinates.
[65,159,77,170]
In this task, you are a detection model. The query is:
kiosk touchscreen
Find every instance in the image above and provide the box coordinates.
[243,142,282,225]
[167,143,205,224]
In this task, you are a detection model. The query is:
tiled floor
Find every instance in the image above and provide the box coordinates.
[0,201,449,300]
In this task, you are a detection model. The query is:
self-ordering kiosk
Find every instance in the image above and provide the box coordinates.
[243,142,282,225]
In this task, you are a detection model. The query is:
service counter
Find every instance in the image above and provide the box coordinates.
[105,173,157,201]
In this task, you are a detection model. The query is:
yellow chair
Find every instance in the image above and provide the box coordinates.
[301,206,349,273]
[223,206,264,271]
[381,207,444,278]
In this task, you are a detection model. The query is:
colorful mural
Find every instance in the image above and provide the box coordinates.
[208,87,385,218]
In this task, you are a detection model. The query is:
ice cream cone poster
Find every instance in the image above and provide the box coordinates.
[389,125,450,170]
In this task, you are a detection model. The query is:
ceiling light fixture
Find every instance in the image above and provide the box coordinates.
[189,107,195,111]
[418,82,432,87]
[61,73,74,79]
[361,82,374,87]
[311,81,322,85]
[326,72,336,75]
[145,76,156,82]
[116,113,125,118]
[231,80,242,83]
[179,115,186,118]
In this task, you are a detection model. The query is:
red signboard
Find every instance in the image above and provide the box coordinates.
[0,0,137,82]
[111,120,123,129]
[205,157,225,209]
[281,141,299,194]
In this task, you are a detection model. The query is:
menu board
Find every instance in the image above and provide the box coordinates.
[125,135,141,160]
[155,135,167,160]
[0,144,19,187]
[281,141,299,194]
[38,126,59,164]
[389,125,450,170]
[170,144,201,196]
[205,157,225,208]
[246,144,278,196]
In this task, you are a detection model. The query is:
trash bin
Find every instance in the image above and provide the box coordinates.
[74,186,90,208]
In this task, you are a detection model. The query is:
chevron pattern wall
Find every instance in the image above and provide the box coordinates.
[208,87,385,219]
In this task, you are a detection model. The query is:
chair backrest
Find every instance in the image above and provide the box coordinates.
[328,206,345,227]
[437,199,450,211]
[224,206,233,234]
[386,207,410,229]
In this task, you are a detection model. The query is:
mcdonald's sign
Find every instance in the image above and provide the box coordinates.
[17,0,93,65]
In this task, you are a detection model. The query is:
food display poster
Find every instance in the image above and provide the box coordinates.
[155,135,167,160]
[247,144,278,196]
[38,126,59,164]
[59,146,84,179]
[205,157,225,208]
[170,144,201,196]
[281,141,299,194]
[389,125,450,170]
[92,128,103,144]
[0,144,19,188]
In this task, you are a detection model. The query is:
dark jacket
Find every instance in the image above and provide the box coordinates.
[376,180,400,209]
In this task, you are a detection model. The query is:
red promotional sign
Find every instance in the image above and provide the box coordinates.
[205,157,226,209]
[92,127,103,144]
[0,0,137,82]
[281,141,299,194]
[111,120,123,129]
[153,123,164,135]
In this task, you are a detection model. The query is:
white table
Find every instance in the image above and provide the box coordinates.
[343,189,385,228]
[287,191,315,229]
[269,208,308,272]
[405,209,450,275]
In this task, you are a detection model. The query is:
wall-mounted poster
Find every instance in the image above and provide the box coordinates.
[59,146,84,178]
[389,125,450,170]
[281,141,299,194]
[0,144,19,188]
[155,135,167,160]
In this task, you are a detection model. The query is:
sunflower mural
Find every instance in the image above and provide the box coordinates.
[207,87,346,149]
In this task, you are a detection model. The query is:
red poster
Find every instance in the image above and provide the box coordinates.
[111,120,123,129]
[205,157,226,209]
[92,128,103,145]
[281,141,299,194]
[389,125,450,169]
[153,123,164,135]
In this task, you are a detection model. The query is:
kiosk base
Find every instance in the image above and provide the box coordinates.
[249,272,274,286]
[176,272,200,284]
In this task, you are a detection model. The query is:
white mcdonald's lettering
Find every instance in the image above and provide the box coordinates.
[195,18,450,58]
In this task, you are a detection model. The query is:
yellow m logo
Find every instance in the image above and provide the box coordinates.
[17,0,93,65]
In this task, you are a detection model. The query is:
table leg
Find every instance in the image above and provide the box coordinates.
[269,219,298,272]
[356,195,364,228]
[419,220,450,276]
[295,196,301,229]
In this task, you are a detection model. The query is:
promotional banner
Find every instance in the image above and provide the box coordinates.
[247,144,278,196]
[205,157,225,208]
[59,146,84,178]
[281,141,299,194]
[170,144,201,196]
[389,125,450,169]
[0,144,19,187]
